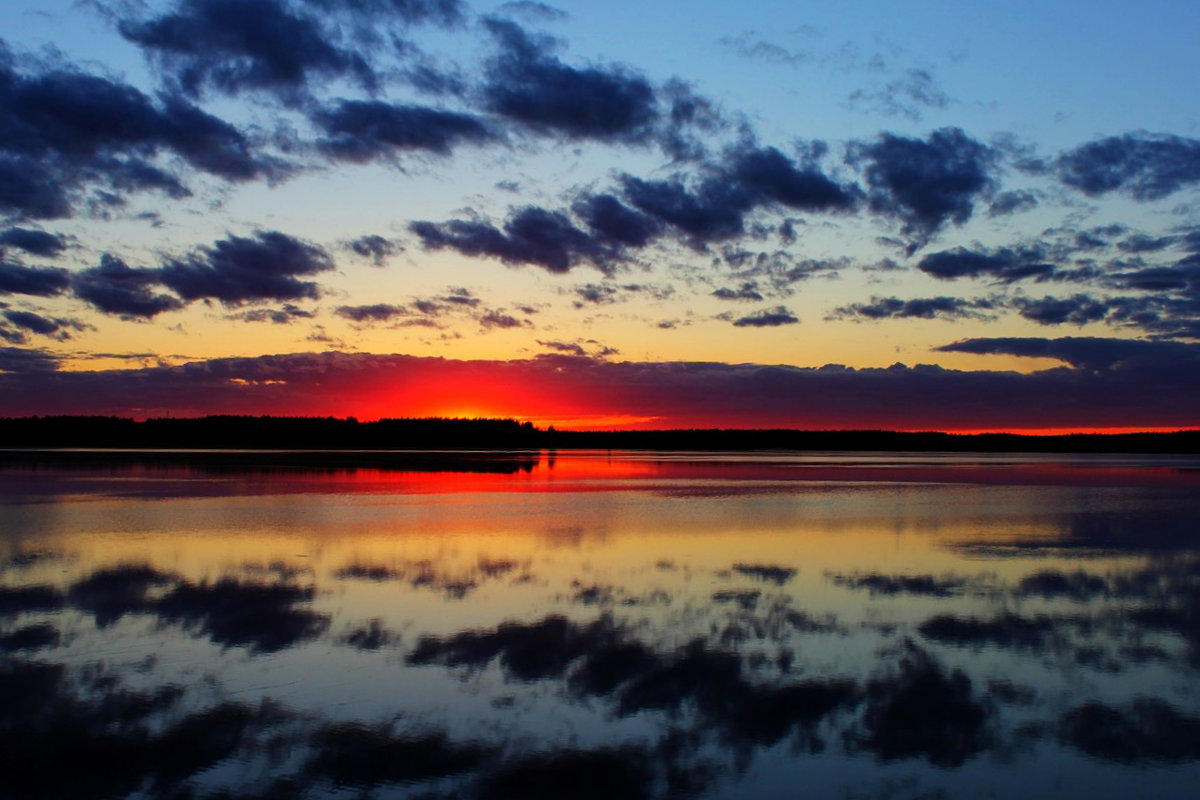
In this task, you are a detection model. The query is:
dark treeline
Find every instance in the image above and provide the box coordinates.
[1,415,1199,454]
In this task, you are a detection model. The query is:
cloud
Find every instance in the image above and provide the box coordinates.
[302,0,465,26]
[345,234,401,266]
[619,173,752,244]
[572,283,619,306]
[987,189,1038,217]
[2,309,89,339]
[713,282,764,301]
[1057,133,1200,201]
[718,35,810,68]
[336,289,493,328]
[412,146,854,272]
[729,144,859,212]
[1107,260,1200,293]
[1117,234,1178,254]
[118,0,376,102]
[0,346,58,373]
[571,193,662,248]
[312,100,494,162]
[917,246,1056,283]
[936,336,1200,371]
[226,304,316,324]
[335,303,409,322]
[478,310,525,329]
[0,228,67,257]
[731,306,799,327]
[498,1,567,22]
[3,349,1200,429]
[480,18,659,143]
[411,206,620,273]
[0,259,71,297]
[614,144,856,248]
[1013,295,1110,326]
[847,69,952,121]
[850,128,996,249]
[831,295,995,321]
[0,48,278,219]
[158,230,334,304]
[73,254,185,318]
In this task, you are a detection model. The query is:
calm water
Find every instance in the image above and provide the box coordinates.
[2,450,1199,799]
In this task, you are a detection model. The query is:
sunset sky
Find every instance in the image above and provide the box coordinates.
[2,0,1199,430]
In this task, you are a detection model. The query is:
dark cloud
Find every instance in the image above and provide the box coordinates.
[1013,295,1110,326]
[0,346,58,374]
[0,228,67,257]
[616,144,855,247]
[832,295,994,321]
[227,303,316,324]
[851,128,996,249]
[731,306,799,327]
[159,230,333,304]
[411,206,619,273]
[335,302,408,322]
[441,287,481,306]
[312,99,493,162]
[1107,260,1200,293]
[917,246,1056,283]
[346,234,400,265]
[572,193,662,248]
[729,144,859,212]
[4,349,1200,429]
[570,283,617,306]
[0,50,278,218]
[987,189,1038,217]
[481,18,658,143]
[937,336,1200,372]
[478,309,525,329]
[336,289,486,326]
[712,282,764,302]
[73,254,184,318]
[0,259,71,297]
[619,174,752,244]
[2,309,89,339]
[1117,234,1178,254]
[1057,133,1200,201]
[118,0,376,102]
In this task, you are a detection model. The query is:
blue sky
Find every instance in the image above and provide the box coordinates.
[1,0,1199,428]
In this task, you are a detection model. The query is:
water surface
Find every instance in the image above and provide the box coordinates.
[2,450,1199,799]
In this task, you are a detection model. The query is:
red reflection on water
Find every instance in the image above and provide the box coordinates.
[3,451,1199,500]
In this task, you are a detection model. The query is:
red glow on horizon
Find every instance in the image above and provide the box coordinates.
[923,425,1200,436]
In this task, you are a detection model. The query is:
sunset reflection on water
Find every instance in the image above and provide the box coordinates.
[2,451,1199,799]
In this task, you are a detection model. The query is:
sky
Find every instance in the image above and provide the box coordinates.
[1,0,1200,430]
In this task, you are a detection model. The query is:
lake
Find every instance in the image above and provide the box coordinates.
[2,450,1199,799]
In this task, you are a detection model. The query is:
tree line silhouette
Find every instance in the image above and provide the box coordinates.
[0,415,1197,454]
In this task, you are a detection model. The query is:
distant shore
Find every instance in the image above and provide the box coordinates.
[1,415,1198,456]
